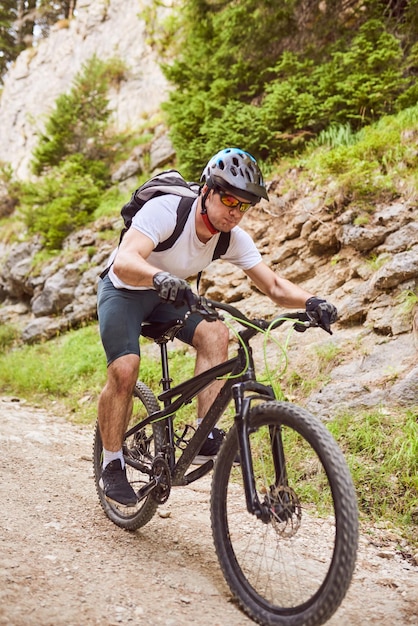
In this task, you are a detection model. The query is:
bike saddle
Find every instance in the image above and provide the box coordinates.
[141,319,184,341]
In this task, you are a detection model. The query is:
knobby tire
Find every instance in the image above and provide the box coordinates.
[93,381,165,531]
[211,401,358,626]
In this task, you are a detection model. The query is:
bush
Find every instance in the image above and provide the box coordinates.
[20,156,106,250]
[160,2,416,178]
[16,54,128,249]
[31,55,125,176]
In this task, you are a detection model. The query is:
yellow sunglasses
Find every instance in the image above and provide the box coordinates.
[217,188,253,213]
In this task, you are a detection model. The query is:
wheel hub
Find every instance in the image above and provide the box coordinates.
[265,485,302,537]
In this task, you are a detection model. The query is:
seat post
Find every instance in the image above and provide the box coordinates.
[159,340,172,398]
[157,338,176,470]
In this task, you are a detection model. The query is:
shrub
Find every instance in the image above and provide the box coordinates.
[20,156,106,250]
[160,2,415,177]
[31,55,125,175]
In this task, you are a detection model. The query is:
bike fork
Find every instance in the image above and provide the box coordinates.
[232,381,276,522]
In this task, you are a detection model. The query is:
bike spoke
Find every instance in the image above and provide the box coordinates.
[212,402,358,626]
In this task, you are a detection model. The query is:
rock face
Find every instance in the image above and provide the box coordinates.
[0,189,416,416]
[0,0,170,179]
[0,0,416,416]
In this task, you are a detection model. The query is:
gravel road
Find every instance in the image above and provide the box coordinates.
[0,397,417,626]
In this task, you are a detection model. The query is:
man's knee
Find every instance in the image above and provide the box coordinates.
[107,354,140,393]
[193,320,229,352]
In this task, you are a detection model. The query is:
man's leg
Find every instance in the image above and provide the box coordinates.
[192,319,229,418]
[98,354,140,506]
[96,276,151,506]
[191,319,230,464]
[98,353,139,453]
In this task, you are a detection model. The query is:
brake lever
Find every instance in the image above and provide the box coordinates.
[293,311,333,335]
[198,296,222,322]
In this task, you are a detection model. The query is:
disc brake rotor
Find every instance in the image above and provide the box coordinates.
[267,485,302,537]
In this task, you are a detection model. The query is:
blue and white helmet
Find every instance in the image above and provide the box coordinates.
[201,148,269,203]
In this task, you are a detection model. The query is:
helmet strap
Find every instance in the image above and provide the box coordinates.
[201,187,219,234]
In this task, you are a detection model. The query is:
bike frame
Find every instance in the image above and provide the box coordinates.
[124,322,277,517]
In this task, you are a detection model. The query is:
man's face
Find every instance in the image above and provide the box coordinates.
[206,186,253,232]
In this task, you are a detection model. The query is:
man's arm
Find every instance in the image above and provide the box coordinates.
[245,261,338,333]
[111,227,193,307]
[245,261,314,308]
[112,227,160,287]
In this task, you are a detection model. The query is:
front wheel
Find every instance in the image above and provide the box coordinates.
[93,381,166,531]
[211,401,358,626]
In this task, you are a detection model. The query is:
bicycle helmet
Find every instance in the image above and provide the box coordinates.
[200,148,269,203]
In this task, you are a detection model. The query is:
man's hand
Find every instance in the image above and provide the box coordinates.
[153,272,193,307]
[305,297,338,334]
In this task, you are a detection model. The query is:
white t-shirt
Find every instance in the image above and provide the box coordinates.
[108,194,262,290]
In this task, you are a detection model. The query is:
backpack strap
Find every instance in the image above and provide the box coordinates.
[196,230,231,293]
[100,195,196,280]
[212,231,231,261]
[155,197,230,292]
[154,196,196,252]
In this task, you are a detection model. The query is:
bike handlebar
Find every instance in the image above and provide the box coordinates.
[187,294,329,334]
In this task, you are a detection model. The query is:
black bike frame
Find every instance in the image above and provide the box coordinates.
[124,330,276,513]
[124,310,305,517]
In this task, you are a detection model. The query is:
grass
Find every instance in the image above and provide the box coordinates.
[397,288,418,315]
[302,103,418,205]
[0,324,106,421]
[362,252,392,273]
[0,323,19,351]
[328,407,418,546]
[92,185,131,221]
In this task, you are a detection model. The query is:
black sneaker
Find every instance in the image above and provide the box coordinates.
[101,459,137,506]
[193,428,226,465]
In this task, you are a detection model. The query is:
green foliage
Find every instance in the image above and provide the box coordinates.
[159,0,418,178]
[396,289,418,315]
[0,324,107,421]
[328,409,418,539]
[92,185,130,221]
[311,20,405,126]
[20,155,107,250]
[16,55,130,249]
[31,55,122,176]
[365,254,391,272]
[306,104,418,202]
[0,1,17,80]
[0,323,19,353]
[0,324,194,424]
[313,124,358,149]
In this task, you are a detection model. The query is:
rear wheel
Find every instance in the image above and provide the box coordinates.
[93,381,166,531]
[211,401,358,626]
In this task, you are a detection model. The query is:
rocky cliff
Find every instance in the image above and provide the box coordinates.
[0,0,170,179]
[0,0,417,416]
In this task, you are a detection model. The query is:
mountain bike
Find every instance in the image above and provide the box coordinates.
[93,297,358,626]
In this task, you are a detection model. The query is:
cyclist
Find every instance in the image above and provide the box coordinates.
[97,147,337,506]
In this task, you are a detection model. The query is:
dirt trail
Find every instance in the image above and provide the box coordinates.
[0,397,417,626]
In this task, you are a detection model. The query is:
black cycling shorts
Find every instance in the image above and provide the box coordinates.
[97,275,203,365]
